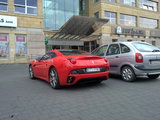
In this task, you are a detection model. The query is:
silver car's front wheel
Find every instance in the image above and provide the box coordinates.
[121,66,136,82]
[50,68,60,89]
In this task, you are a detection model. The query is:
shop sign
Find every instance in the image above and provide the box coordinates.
[115,26,145,36]
[0,34,9,58]
[0,15,17,27]
[15,35,27,57]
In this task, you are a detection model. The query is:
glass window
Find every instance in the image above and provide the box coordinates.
[139,0,158,11]
[14,0,37,15]
[106,44,120,55]
[140,17,158,29]
[57,0,65,10]
[74,0,79,12]
[27,7,37,14]
[0,0,8,2]
[120,0,136,7]
[105,11,116,24]
[152,41,156,46]
[120,44,130,53]
[48,52,56,58]
[107,0,116,3]
[14,0,25,5]
[112,39,118,42]
[92,45,108,56]
[132,42,160,52]
[44,0,79,30]
[80,0,85,11]
[56,10,65,29]
[94,0,99,2]
[15,35,27,58]
[41,54,50,60]
[15,6,25,13]
[27,0,37,7]
[65,0,73,11]
[120,14,136,27]
[84,42,90,52]
[94,12,99,18]
[0,0,8,11]
[0,34,9,59]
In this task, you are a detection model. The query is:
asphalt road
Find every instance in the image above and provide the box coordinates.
[0,64,160,120]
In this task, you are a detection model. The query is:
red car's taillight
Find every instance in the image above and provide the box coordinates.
[68,58,77,64]
[135,53,143,63]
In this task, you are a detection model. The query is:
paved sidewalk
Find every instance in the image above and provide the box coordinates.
[0,64,160,120]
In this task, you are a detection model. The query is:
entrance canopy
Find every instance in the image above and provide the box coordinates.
[50,16,108,40]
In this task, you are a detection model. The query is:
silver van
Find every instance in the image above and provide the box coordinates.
[92,41,160,82]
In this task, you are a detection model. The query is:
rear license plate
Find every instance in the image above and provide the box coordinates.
[151,61,160,65]
[86,68,100,72]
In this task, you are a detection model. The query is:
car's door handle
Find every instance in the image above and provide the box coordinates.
[115,56,119,58]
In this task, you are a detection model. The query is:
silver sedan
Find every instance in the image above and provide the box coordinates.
[92,41,160,82]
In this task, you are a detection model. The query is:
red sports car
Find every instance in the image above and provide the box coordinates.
[29,49,110,89]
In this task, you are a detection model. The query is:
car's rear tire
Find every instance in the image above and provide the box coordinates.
[29,65,35,79]
[147,74,159,79]
[49,67,60,89]
[121,66,136,82]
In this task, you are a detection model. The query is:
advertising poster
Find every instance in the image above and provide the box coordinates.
[0,34,9,58]
[15,35,27,57]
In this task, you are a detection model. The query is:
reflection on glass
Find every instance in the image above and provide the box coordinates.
[105,12,116,24]
[0,4,7,11]
[120,14,136,27]
[15,6,25,13]
[14,0,25,5]
[140,17,158,29]
[44,0,79,30]
[27,0,37,6]
[139,0,157,11]
[0,0,8,2]
[27,7,37,14]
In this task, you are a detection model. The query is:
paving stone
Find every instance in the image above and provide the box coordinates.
[0,64,160,120]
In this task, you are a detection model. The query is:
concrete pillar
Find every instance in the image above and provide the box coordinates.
[9,33,15,62]
[117,13,120,25]
[117,0,120,4]
[136,0,139,8]
[137,16,140,27]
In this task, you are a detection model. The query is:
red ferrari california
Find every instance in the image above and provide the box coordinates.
[29,49,110,89]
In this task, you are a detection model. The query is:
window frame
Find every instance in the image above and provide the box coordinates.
[40,52,57,61]
[139,0,158,12]
[105,11,117,24]
[139,17,158,29]
[120,14,136,27]
[120,44,131,54]
[120,0,136,7]
[92,45,108,56]
[106,44,120,56]
[14,0,37,15]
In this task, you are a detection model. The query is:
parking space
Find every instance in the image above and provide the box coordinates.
[0,64,160,120]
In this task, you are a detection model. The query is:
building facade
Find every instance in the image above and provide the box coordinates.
[1,0,160,63]
[0,0,45,63]
[81,0,160,51]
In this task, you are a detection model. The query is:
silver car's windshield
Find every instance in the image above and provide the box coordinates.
[132,42,160,52]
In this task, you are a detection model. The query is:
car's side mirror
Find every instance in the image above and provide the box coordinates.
[35,57,41,61]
